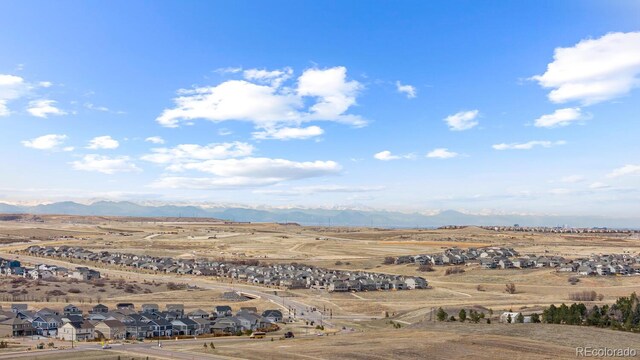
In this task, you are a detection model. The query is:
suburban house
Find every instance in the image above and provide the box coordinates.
[58,321,95,341]
[94,320,126,340]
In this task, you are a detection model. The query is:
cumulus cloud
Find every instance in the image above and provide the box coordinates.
[150,158,341,189]
[156,66,365,131]
[444,110,479,131]
[607,164,640,178]
[534,108,586,128]
[145,136,165,144]
[396,81,416,98]
[0,75,28,111]
[141,142,253,164]
[87,135,119,150]
[21,134,69,150]
[532,32,640,105]
[252,126,324,140]
[27,99,67,118]
[492,140,566,150]
[373,150,413,161]
[0,74,58,116]
[426,148,459,159]
[71,155,140,174]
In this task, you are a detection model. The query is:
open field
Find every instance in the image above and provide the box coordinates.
[0,214,639,358]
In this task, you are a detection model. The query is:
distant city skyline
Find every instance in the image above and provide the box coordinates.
[1,1,639,216]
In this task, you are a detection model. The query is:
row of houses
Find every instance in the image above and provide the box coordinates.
[440,225,637,234]
[393,247,519,267]
[389,247,640,275]
[0,303,283,340]
[556,253,640,276]
[23,246,429,292]
[0,258,100,281]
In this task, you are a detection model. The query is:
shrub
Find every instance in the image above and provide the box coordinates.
[383,257,396,265]
[445,267,465,275]
[568,276,580,285]
[569,290,599,302]
[505,283,516,294]
[417,264,434,272]
[68,288,81,294]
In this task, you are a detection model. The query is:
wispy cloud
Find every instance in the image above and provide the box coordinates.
[607,164,640,178]
[492,140,566,150]
[145,136,165,145]
[426,148,459,159]
[534,108,587,128]
[71,155,140,174]
[395,81,416,98]
[252,126,324,140]
[373,150,414,161]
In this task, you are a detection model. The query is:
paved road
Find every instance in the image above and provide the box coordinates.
[1,252,336,327]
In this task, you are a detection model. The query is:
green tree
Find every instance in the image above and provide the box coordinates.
[458,309,467,322]
[436,307,448,322]
[515,313,525,323]
[530,313,540,323]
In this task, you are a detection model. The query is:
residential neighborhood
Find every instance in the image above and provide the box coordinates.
[388,247,640,275]
[0,302,282,340]
[20,246,429,292]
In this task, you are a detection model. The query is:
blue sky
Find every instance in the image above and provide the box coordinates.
[1,1,639,216]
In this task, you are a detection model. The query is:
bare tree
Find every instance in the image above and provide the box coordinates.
[505,283,516,294]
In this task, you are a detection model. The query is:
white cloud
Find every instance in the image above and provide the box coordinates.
[157,66,365,130]
[141,142,253,164]
[71,155,140,174]
[243,67,292,87]
[145,136,165,144]
[492,140,566,150]
[532,32,640,105]
[38,81,53,88]
[0,101,9,117]
[444,110,479,131]
[0,74,28,116]
[215,67,243,74]
[150,157,341,189]
[27,99,67,118]
[87,135,119,150]
[254,185,385,196]
[373,150,411,161]
[607,164,640,178]
[396,81,416,98]
[534,108,586,128]
[218,128,233,136]
[84,103,110,112]
[560,175,584,183]
[426,148,459,159]
[21,134,68,150]
[589,182,610,189]
[252,126,324,140]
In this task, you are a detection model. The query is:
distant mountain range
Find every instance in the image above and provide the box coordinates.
[0,201,638,228]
